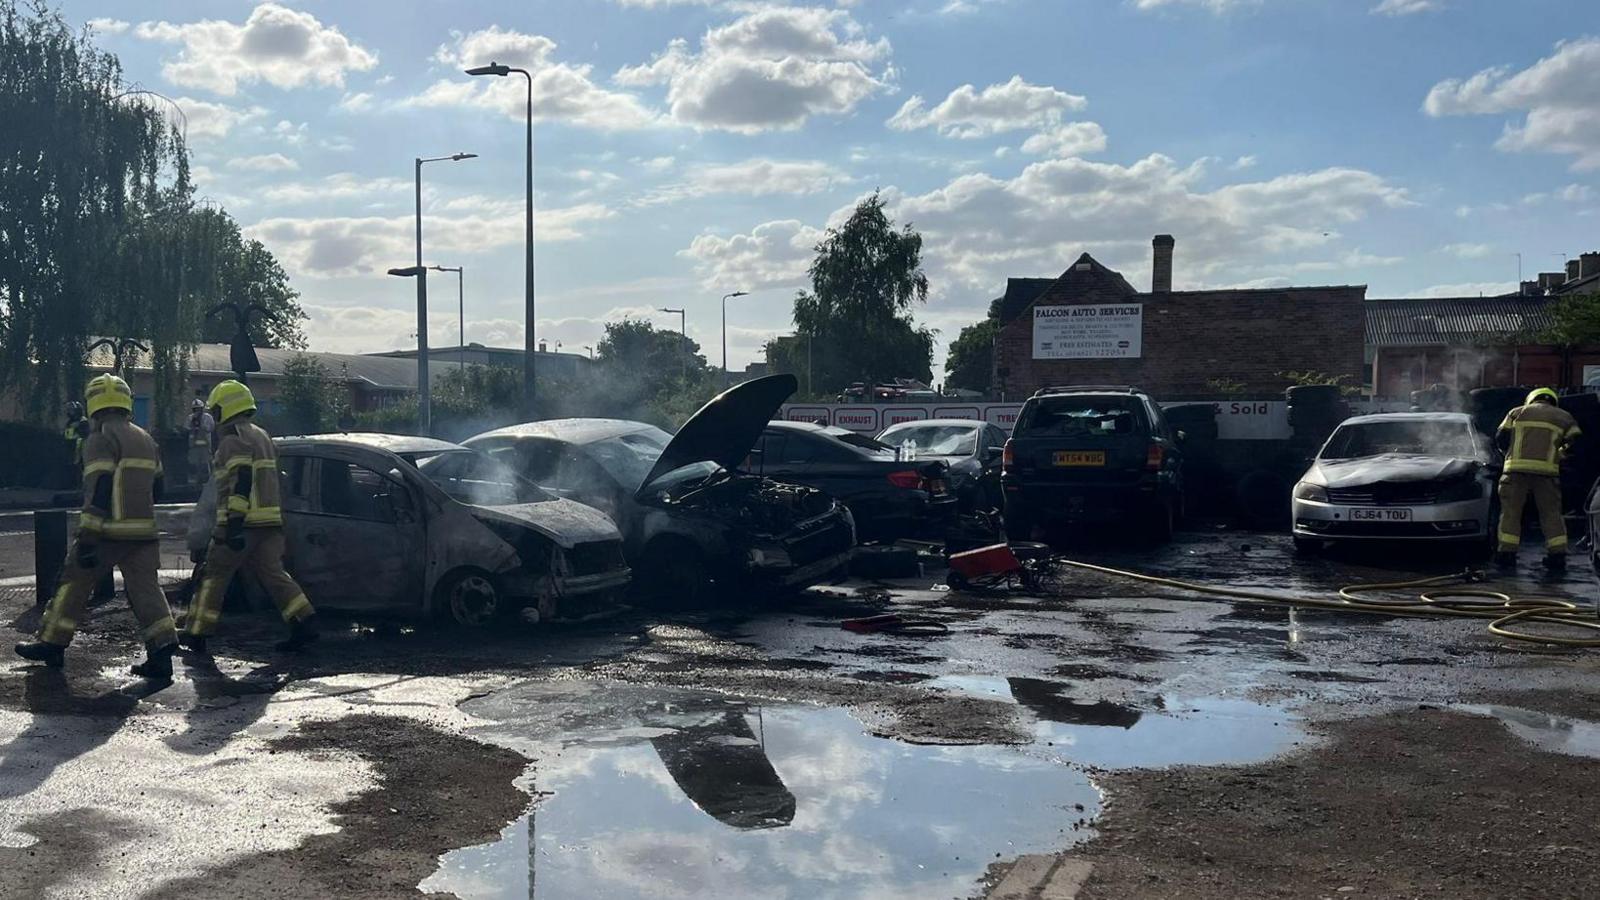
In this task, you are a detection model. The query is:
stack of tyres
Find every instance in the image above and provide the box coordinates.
[1164,403,1224,516]
[1409,384,1463,413]
[1285,385,1349,451]
[1469,387,1528,437]
[1558,392,1600,520]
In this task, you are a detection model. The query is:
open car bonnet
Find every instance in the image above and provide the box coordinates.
[1311,453,1483,488]
[638,373,798,499]
[469,498,621,549]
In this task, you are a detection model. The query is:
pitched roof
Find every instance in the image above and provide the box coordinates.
[995,254,1138,324]
[93,343,428,390]
[1364,296,1555,348]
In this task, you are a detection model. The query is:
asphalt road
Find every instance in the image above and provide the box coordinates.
[2,527,1599,899]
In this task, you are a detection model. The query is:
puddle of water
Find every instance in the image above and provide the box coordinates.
[1456,705,1600,759]
[421,705,1096,900]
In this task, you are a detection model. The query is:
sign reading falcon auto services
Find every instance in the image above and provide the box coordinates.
[1032,303,1143,360]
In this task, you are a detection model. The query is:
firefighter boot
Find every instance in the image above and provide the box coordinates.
[276,615,320,653]
[130,643,176,681]
[1494,551,1517,570]
[15,642,65,668]
[177,633,209,657]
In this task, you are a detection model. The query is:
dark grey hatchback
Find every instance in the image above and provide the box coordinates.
[1000,386,1185,542]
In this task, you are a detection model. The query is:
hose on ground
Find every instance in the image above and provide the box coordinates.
[1047,558,1600,648]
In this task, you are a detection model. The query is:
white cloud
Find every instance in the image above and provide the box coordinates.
[1441,242,1493,259]
[644,159,850,205]
[1230,155,1258,170]
[1403,281,1515,298]
[1424,37,1600,170]
[1132,0,1262,13]
[172,96,266,140]
[1020,122,1108,158]
[227,153,299,173]
[615,6,891,133]
[337,92,374,113]
[246,201,614,278]
[1372,0,1442,15]
[404,27,659,131]
[88,17,130,34]
[261,173,412,205]
[130,3,377,96]
[686,155,1411,298]
[889,76,1086,139]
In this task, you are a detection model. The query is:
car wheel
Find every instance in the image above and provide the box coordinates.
[642,539,709,607]
[436,569,503,628]
[1292,536,1323,556]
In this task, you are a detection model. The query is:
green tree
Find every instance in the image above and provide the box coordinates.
[944,318,1000,393]
[275,355,346,435]
[783,193,935,394]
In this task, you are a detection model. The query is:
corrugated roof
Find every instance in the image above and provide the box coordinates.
[94,343,427,390]
[1364,296,1555,348]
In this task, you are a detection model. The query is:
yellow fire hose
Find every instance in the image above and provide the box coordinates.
[1051,559,1600,648]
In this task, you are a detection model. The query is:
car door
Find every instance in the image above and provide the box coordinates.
[286,453,425,611]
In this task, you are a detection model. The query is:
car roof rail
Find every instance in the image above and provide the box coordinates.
[1032,384,1146,397]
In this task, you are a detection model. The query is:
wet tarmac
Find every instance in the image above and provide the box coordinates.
[3,528,1600,898]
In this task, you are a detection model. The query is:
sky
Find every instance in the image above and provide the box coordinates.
[62,0,1600,374]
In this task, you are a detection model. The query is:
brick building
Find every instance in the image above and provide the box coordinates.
[992,236,1367,400]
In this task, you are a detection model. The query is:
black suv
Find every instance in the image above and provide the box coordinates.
[1001,385,1185,542]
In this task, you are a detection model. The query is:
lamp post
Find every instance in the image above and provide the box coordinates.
[721,290,748,382]
[659,307,686,378]
[430,265,465,372]
[387,266,430,432]
[465,61,536,418]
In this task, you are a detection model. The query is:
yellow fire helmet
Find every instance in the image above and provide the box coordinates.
[1526,387,1559,406]
[206,380,257,423]
[84,373,134,417]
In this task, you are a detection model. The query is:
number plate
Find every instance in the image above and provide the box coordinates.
[1350,508,1412,522]
[1053,451,1105,467]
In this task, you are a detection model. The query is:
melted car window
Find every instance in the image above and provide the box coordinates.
[880,424,978,456]
[1321,421,1478,460]
[414,450,551,506]
[587,427,674,489]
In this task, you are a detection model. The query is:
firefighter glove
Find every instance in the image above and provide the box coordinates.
[225,516,246,551]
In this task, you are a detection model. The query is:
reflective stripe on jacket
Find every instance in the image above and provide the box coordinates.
[79,416,163,541]
[212,420,283,527]
[1497,403,1581,476]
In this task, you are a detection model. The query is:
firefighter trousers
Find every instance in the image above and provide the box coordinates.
[186,528,313,637]
[39,539,177,651]
[1497,472,1568,555]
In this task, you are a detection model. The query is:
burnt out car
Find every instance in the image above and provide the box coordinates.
[1291,412,1499,553]
[466,375,856,604]
[264,435,629,626]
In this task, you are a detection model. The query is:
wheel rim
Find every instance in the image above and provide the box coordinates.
[449,574,498,626]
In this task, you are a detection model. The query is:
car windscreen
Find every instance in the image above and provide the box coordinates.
[1015,396,1145,437]
[588,426,719,491]
[879,424,978,456]
[1320,421,1479,460]
[826,429,895,453]
[412,450,552,505]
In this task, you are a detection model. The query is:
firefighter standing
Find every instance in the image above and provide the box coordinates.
[63,400,90,476]
[1495,387,1581,571]
[180,380,318,654]
[16,375,179,680]
[187,398,215,483]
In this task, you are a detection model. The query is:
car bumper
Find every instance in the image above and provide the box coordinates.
[557,567,632,597]
[1292,498,1490,541]
[1003,478,1168,522]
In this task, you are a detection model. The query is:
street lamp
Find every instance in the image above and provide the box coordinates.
[387,266,430,432]
[721,291,749,381]
[659,307,686,378]
[465,60,537,418]
[430,265,465,371]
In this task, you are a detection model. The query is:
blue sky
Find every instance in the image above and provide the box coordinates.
[64,0,1599,373]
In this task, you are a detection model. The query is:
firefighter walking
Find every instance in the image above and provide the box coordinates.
[1495,387,1581,571]
[180,380,318,655]
[16,375,179,680]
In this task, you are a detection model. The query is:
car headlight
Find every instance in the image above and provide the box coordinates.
[1436,479,1485,503]
[1294,482,1328,502]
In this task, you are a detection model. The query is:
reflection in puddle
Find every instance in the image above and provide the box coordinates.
[1457,705,1600,759]
[422,705,1096,900]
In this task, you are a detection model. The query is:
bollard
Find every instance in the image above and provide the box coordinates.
[33,509,66,606]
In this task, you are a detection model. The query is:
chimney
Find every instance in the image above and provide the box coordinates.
[1538,272,1566,292]
[1582,252,1600,281]
[1152,234,1175,293]
[1520,280,1540,297]
[1567,259,1582,282]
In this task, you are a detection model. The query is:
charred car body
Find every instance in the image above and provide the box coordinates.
[196,434,630,626]
[876,418,1008,512]
[1291,412,1499,551]
[467,375,856,602]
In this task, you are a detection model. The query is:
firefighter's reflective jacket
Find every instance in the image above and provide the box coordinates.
[1497,403,1581,477]
[80,416,163,541]
[212,420,283,528]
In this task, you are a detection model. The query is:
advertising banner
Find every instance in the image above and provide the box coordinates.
[1032,304,1143,360]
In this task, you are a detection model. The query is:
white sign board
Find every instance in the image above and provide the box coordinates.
[1032,304,1143,360]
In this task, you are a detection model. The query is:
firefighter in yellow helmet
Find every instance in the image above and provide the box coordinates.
[16,375,179,680]
[179,380,318,654]
[1494,387,1582,572]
